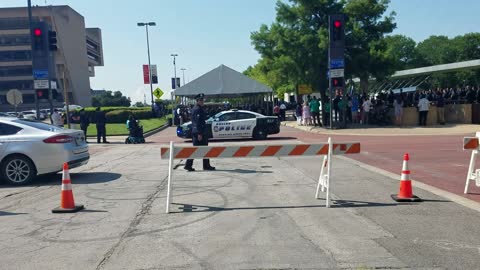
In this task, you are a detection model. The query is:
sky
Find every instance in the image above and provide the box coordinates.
[3,0,480,103]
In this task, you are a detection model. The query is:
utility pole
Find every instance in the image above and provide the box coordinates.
[171,54,178,118]
[63,69,70,128]
[180,68,187,86]
[137,22,156,113]
[27,0,40,119]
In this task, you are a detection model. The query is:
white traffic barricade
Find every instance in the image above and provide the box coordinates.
[464,132,480,194]
[160,138,361,213]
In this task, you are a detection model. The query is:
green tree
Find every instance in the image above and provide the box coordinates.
[384,34,419,70]
[91,91,131,107]
[134,101,145,107]
[249,0,397,109]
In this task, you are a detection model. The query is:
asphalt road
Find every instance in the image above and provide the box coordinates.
[1,127,480,269]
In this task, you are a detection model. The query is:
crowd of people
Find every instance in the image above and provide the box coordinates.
[289,84,480,127]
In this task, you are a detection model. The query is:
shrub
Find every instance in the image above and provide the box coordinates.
[80,107,151,123]
[105,110,153,123]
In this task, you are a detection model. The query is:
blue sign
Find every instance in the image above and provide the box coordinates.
[330,59,344,69]
[33,70,49,79]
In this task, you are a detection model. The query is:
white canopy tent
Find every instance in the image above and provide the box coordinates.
[174,64,273,98]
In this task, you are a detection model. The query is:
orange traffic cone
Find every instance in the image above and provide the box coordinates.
[391,153,422,202]
[52,163,84,213]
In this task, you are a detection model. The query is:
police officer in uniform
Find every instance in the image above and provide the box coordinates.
[185,93,215,171]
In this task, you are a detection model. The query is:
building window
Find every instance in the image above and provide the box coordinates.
[23,94,35,104]
[0,80,33,90]
[0,66,32,77]
[87,52,100,62]
[0,18,30,30]
[0,51,32,62]
[86,39,99,50]
[0,35,31,46]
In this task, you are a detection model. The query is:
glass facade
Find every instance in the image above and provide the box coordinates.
[0,66,32,77]
[0,50,32,62]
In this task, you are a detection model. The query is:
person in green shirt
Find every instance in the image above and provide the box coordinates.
[324,99,331,126]
[309,96,321,127]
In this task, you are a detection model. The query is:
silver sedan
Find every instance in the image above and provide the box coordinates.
[0,117,89,185]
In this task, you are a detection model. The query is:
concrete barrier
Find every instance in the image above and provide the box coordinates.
[390,104,472,126]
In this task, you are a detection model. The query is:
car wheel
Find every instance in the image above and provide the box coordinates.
[1,155,36,185]
[253,128,267,140]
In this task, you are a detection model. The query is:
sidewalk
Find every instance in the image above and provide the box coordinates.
[283,121,479,136]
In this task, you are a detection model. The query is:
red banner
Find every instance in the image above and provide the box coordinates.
[143,65,150,84]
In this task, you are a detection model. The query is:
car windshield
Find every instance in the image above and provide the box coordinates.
[12,119,63,132]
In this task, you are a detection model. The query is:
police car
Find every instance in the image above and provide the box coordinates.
[177,110,280,140]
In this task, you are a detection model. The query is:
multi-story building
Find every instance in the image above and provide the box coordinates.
[0,5,103,111]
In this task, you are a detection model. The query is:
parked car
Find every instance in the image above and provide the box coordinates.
[20,111,37,120]
[0,117,89,185]
[176,109,280,140]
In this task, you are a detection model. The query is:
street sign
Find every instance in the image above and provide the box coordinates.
[329,69,344,78]
[297,84,313,95]
[153,87,164,99]
[34,80,49,89]
[151,65,158,84]
[51,81,57,89]
[171,77,180,89]
[6,89,23,106]
[330,58,344,69]
[143,65,150,84]
[33,69,49,79]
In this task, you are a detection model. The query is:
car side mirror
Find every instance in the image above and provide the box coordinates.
[214,118,219,122]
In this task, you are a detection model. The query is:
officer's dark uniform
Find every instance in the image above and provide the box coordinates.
[95,108,108,144]
[185,93,215,171]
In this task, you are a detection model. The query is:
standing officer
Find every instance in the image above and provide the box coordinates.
[185,93,215,171]
[95,107,109,144]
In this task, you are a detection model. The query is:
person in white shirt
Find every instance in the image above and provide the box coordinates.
[417,94,430,126]
[51,109,63,127]
[362,98,372,125]
[279,103,287,121]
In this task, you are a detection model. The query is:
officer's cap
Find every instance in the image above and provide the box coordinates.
[195,93,205,100]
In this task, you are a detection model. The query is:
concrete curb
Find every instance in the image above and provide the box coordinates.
[87,123,170,138]
[144,124,170,138]
[337,155,480,213]
[282,121,478,136]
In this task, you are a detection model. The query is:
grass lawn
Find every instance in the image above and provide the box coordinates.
[86,117,167,137]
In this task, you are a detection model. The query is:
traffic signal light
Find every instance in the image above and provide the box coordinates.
[36,89,49,99]
[48,31,57,51]
[329,14,345,48]
[332,20,343,41]
[331,78,344,88]
[32,26,46,51]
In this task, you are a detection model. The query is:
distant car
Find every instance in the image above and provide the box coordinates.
[0,117,89,185]
[20,111,37,120]
[6,112,18,117]
[0,113,11,117]
[177,110,280,140]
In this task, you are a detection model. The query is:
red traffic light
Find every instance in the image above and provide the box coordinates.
[334,20,342,28]
[333,79,339,85]
[34,28,42,36]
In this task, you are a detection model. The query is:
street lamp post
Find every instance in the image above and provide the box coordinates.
[180,68,187,86]
[170,54,178,114]
[171,54,178,88]
[137,22,156,112]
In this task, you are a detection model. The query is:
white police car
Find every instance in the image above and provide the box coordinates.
[177,110,280,140]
